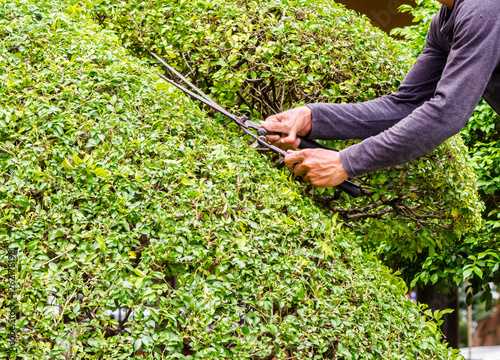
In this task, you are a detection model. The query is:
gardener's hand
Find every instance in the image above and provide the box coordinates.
[261,106,312,151]
[285,149,349,188]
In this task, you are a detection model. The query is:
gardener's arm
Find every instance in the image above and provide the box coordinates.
[261,18,448,186]
[305,37,448,141]
[339,2,500,178]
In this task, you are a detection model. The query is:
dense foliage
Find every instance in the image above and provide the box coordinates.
[91,0,483,286]
[465,104,500,232]
[0,0,463,358]
[392,0,500,306]
[95,0,411,118]
[390,0,440,57]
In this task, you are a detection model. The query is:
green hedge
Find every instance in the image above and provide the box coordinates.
[91,0,483,284]
[0,0,462,358]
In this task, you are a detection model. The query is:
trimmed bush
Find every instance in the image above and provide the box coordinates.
[92,0,483,284]
[1,0,461,359]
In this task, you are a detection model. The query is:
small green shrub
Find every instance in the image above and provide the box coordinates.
[0,0,461,358]
[465,103,500,231]
[391,0,440,56]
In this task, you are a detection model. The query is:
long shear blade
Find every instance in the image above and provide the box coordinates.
[155,73,286,155]
[150,51,219,108]
[156,72,245,126]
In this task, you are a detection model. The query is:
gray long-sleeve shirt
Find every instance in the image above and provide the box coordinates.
[307,0,500,178]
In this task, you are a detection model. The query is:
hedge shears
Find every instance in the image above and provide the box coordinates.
[150,52,362,198]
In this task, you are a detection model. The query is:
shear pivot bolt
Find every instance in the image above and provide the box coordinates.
[257,128,267,137]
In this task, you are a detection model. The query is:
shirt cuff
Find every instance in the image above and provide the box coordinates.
[305,103,324,140]
[307,103,360,178]
[339,147,361,179]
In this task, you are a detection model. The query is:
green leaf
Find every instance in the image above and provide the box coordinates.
[135,268,147,278]
[215,59,228,67]
[135,277,144,289]
[73,153,83,166]
[473,266,483,279]
[134,339,142,351]
[237,235,247,250]
[61,158,74,170]
[48,229,65,241]
[155,80,170,90]
[94,167,110,178]
[462,267,474,280]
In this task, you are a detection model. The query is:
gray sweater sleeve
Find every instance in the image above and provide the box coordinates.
[307,0,500,178]
[307,40,448,140]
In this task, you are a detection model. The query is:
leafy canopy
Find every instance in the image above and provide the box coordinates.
[0,0,462,358]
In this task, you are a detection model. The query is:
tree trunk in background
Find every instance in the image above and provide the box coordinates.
[417,286,460,349]
[337,0,416,34]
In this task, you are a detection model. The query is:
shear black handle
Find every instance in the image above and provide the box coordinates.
[335,180,362,198]
[297,136,338,151]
